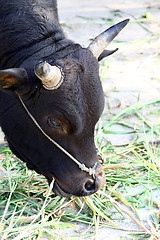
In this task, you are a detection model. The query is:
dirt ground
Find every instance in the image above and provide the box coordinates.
[0,0,160,239]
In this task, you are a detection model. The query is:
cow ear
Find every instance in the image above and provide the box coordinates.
[0,68,28,90]
[98,48,119,61]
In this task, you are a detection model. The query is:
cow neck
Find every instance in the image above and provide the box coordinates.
[16,93,98,178]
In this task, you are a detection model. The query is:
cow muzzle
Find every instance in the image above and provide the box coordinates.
[52,162,106,197]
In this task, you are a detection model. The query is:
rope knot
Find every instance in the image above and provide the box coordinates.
[78,162,97,177]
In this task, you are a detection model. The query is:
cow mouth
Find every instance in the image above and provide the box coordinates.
[52,180,72,198]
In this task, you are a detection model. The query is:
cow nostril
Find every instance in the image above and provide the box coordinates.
[83,164,106,195]
[84,179,95,192]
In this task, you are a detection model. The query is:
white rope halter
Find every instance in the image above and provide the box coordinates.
[17,94,98,177]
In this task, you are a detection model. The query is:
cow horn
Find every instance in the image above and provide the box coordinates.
[34,61,63,90]
[88,19,129,58]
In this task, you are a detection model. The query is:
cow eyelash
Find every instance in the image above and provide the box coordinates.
[48,117,63,131]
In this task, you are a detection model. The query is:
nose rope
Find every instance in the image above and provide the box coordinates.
[17,94,97,177]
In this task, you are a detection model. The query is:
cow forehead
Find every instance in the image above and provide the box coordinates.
[37,69,104,135]
[51,47,99,74]
[30,48,104,132]
[40,77,103,126]
[48,50,103,108]
[54,48,102,98]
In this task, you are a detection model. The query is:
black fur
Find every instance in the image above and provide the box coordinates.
[0,0,105,197]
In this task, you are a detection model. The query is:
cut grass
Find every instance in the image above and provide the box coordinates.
[0,97,160,239]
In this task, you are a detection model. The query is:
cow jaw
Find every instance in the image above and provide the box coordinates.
[53,181,72,198]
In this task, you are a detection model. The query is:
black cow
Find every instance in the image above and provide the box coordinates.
[0,0,129,197]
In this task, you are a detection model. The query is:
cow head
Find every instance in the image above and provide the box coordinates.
[0,20,129,197]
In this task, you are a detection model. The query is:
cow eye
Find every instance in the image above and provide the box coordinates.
[48,117,62,130]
